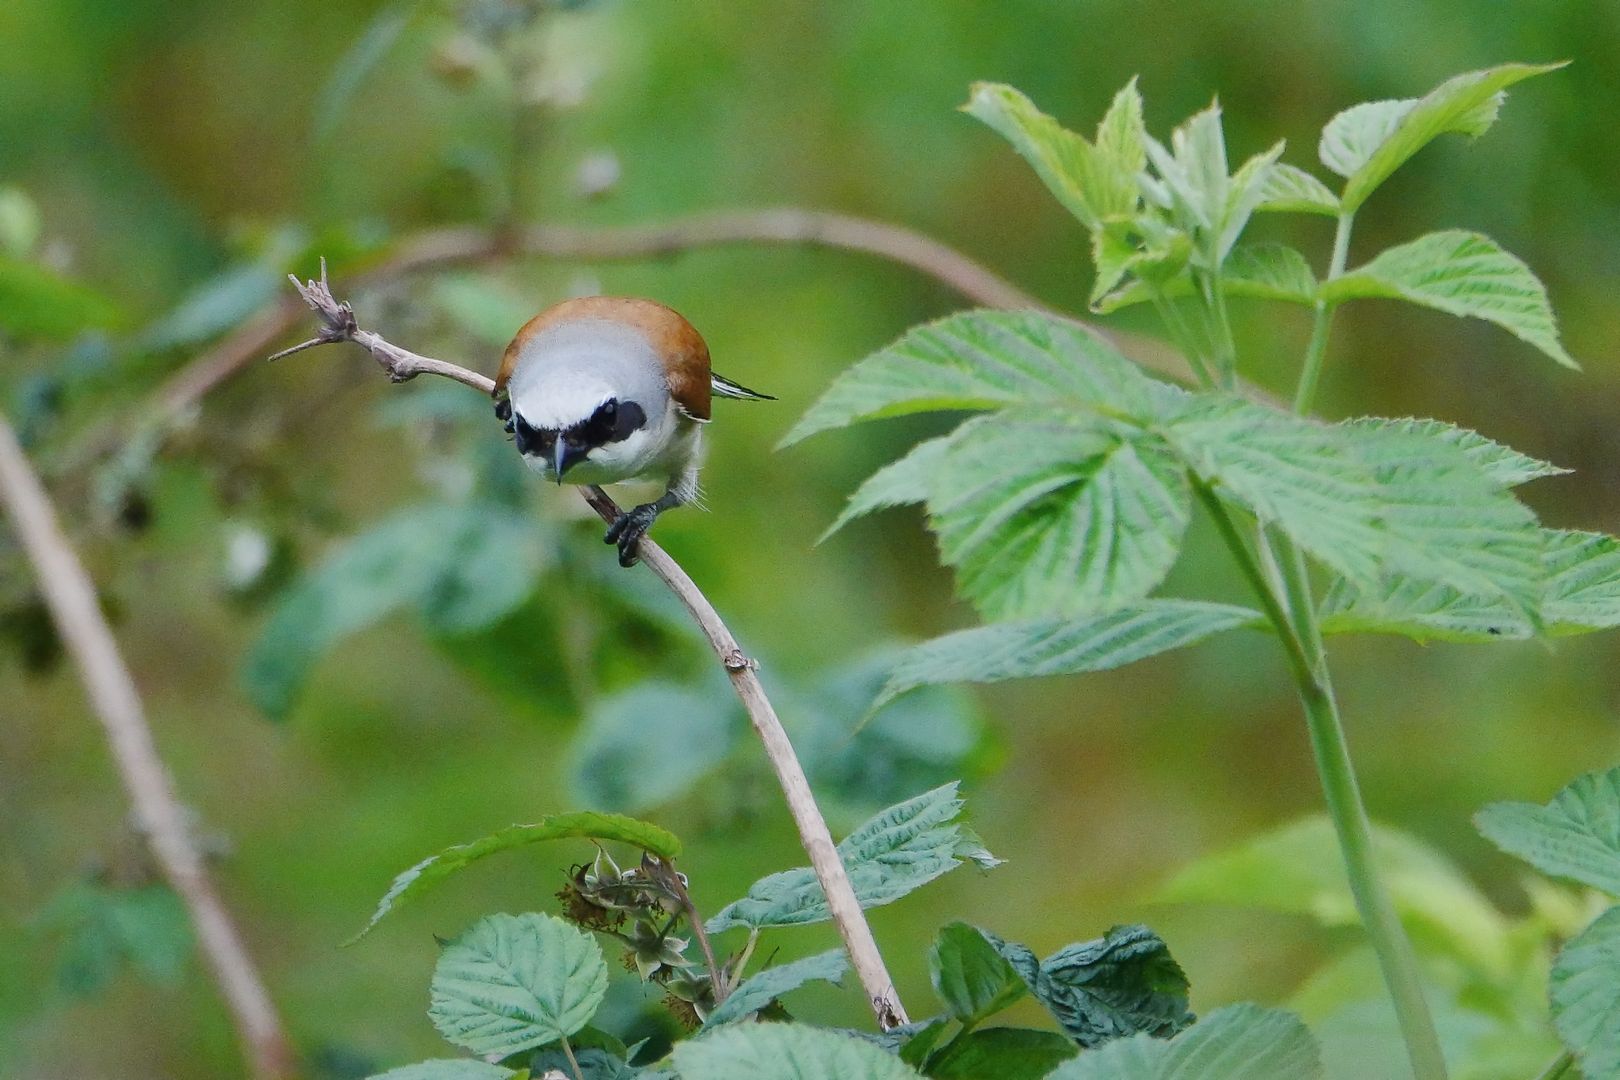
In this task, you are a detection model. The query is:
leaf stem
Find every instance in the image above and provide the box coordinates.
[1294,210,1355,414]
[1532,1051,1575,1080]
[559,1033,584,1080]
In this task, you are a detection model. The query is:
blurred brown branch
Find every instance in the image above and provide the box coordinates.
[0,415,298,1079]
[279,265,912,1029]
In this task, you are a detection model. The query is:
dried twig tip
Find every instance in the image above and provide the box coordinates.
[268,258,360,362]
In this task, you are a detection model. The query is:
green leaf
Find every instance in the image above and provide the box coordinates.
[821,436,947,540]
[1321,62,1565,212]
[429,913,607,1057]
[1338,418,1566,488]
[37,882,193,995]
[1256,163,1340,216]
[780,310,1163,448]
[528,1047,639,1080]
[925,414,1191,620]
[1542,530,1620,631]
[1023,924,1193,1048]
[706,783,996,933]
[1324,230,1575,368]
[242,503,547,719]
[1043,1003,1323,1080]
[433,273,539,347]
[1143,101,1281,265]
[0,253,123,341]
[1550,904,1620,1077]
[368,1062,517,1080]
[1095,243,1317,313]
[351,812,681,943]
[674,1023,923,1080]
[1476,766,1620,897]
[568,683,739,813]
[314,1,421,144]
[1157,815,1513,978]
[876,601,1261,709]
[138,261,282,352]
[962,83,1138,232]
[929,1028,1077,1079]
[929,922,1030,1025]
[704,949,848,1027]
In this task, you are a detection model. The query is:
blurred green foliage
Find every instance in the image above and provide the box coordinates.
[5,1,1620,1077]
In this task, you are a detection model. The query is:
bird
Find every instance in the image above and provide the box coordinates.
[493,296,772,567]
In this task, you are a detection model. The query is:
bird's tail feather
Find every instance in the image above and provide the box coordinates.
[710,372,775,401]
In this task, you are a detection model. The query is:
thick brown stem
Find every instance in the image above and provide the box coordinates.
[0,415,297,1078]
[278,268,910,1028]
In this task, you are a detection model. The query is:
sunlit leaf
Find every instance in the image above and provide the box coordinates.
[351,812,681,943]
[704,949,848,1027]
[673,1023,922,1080]
[1477,766,1620,897]
[1043,1004,1323,1080]
[1324,230,1575,368]
[876,601,1260,709]
[780,310,1164,448]
[706,783,996,933]
[1256,163,1340,216]
[1339,418,1565,488]
[1550,904,1620,1077]
[569,682,739,812]
[929,922,1030,1025]
[1320,62,1564,211]
[429,913,606,1057]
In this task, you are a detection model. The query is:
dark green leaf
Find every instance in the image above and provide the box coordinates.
[704,949,848,1026]
[528,1047,638,1080]
[1550,905,1620,1077]
[1477,767,1620,897]
[569,682,739,813]
[1028,925,1192,1048]
[674,1023,923,1080]
[928,1028,1076,1079]
[929,922,1029,1025]
[429,913,607,1056]
[1043,1003,1323,1080]
[368,1062,518,1080]
[876,601,1261,710]
[351,812,681,942]
[706,783,996,933]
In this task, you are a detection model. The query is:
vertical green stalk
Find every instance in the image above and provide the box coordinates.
[1293,210,1355,414]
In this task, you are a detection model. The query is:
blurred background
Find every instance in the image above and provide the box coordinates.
[4,1,1620,1077]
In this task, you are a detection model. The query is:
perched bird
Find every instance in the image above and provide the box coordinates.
[493,296,772,566]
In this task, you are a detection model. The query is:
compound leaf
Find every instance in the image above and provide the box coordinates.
[704,950,848,1027]
[1477,766,1620,897]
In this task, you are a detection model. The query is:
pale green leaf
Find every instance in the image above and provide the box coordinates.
[1543,530,1620,630]
[1024,924,1192,1047]
[1323,62,1565,211]
[674,1023,923,1080]
[351,813,681,943]
[1043,1004,1322,1080]
[1157,815,1513,978]
[1094,243,1316,313]
[1219,140,1286,261]
[876,601,1260,709]
[704,949,847,1027]
[929,923,1029,1025]
[706,783,994,933]
[1094,78,1147,179]
[1550,905,1620,1077]
[926,414,1190,620]
[821,437,947,540]
[1325,230,1575,368]
[963,83,1137,231]
[368,1062,516,1080]
[1338,418,1566,488]
[429,913,607,1056]
[781,310,1161,448]
[1257,163,1340,216]
[568,683,738,813]
[1476,766,1620,896]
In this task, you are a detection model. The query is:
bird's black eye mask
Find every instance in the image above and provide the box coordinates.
[498,397,646,458]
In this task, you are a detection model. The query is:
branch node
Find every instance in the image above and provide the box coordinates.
[722,649,755,673]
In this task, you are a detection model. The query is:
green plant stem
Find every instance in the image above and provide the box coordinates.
[1195,481,1449,1080]
[1293,211,1355,414]
[1532,1051,1575,1080]
[559,1033,584,1080]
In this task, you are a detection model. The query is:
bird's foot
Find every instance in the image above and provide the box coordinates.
[604,502,662,567]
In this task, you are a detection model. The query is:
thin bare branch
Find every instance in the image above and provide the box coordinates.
[281,269,910,1028]
[0,415,297,1079]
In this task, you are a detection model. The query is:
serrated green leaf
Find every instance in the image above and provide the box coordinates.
[1157,815,1513,977]
[1550,904,1620,1077]
[1257,162,1340,216]
[1095,78,1147,179]
[1025,924,1193,1048]
[1322,62,1565,211]
[1325,230,1574,368]
[1339,418,1566,488]
[925,414,1190,620]
[528,1047,639,1080]
[429,913,607,1057]
[351,813,681,943]
[674,1023,923,1080]
[876,601,1260,709]
[368,1062,517,1080]
[1095,243,1316,313]
[821,437,947,540]
[1543,531,1620,630]
[706,783,994,933]
[0,253,123,341]
[704,949,848,1027]
[963,83,1137,231]
[780,310,1162,448]
[930,922,1030,1025]
[1476,767,1620,896]
[1043,1003,1323,1080]
[568,683,739,813]
[929,1028,1077,1079]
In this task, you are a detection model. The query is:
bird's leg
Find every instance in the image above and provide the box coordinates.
[604,488,683,568]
